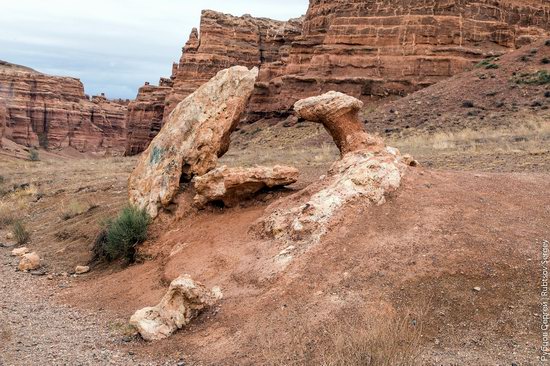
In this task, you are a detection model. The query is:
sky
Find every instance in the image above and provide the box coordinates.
[0,1,308,99]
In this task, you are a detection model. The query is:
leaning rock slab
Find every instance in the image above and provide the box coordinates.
[193,165,299,207]
[18,252,41,271]
[130,275,222,341]
[128,66,259,218]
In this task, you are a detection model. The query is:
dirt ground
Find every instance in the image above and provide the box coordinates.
[0,40,549,365]
[1,123,549,365]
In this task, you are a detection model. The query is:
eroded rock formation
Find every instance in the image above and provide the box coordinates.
[128,66,258,218]
[130,275,222,341]
[258,91,414,247]
[125,10,303,154]
[0,61,127,152]
[193,165,299,207]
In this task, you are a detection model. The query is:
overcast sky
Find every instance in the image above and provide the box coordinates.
[0,1,308,99]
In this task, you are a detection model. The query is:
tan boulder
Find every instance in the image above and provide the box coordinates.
[129,275,222,341]
[294,91,385,156]
[18,252,41,271]
[75,265,90,274]
[11,247,29,257]
[128,66,259,218]
[193,165,299,207]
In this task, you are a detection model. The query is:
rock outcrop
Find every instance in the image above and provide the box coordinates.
[125,80,173,156]
[0,61,128,152]
[128,66,258,218]
[125,2,550,155]
[258,91,414,246]
[130,275,222,341]
[193,165,299,207]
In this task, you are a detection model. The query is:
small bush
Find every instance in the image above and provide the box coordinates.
[100,206,150,261]
[542,58,550,65]
[29,149,40,161]
[546,40,550,47]
[544,91,550,98]
[462,100,475,108]
[475,57,499,69]
[12,221,30,245]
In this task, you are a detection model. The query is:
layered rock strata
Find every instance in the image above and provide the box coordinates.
[128,66,258,218]
[125,10,303,154]
[130,275,222,341]
[0,100,6,146]
[0,61,127,152]
[193,165,300,207]
[258,91,415,246]
[126,2,550,154]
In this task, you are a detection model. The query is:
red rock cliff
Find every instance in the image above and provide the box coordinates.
[126,1,550,155]
[0,61,127,153]
[258,0,550,116]
[125,10,302,154]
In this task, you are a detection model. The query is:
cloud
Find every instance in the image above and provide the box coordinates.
[0,0,308,99]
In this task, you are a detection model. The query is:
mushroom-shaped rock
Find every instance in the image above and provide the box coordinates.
[193,165,299,207]
[128,66,259,218]
[294,91,384,156]
[255,92,416,248]
[18,252,41,271]
[130,275,222,341]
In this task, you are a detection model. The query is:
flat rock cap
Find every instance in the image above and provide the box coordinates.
[294,91,364,122]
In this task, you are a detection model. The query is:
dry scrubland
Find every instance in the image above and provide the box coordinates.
[0,112,548,364]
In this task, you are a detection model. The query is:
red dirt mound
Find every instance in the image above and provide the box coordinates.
[63,167,550,365]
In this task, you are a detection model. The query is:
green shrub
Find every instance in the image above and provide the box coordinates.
[12,221,30,245]
[475,57,499,69]
[514,70,550,85]
[29,149,40,161]
[101,206,150,261]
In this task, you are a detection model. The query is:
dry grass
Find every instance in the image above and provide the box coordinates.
[320,312,423,366]
[60,200,97,220]
[390,119,550,157]
[11,220,30,245]
[259,307,424,366]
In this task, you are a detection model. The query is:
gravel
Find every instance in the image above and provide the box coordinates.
[0,248,178,366]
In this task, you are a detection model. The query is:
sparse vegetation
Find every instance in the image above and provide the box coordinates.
[475,57,499,69]
[29,148,40,161]
[513,70,550,85]
[98,205,150,261]
[542,57,550,65]
[320,313,423,366]
[61,200,93,220]
[462,100,475,108]
[12,220,30,245]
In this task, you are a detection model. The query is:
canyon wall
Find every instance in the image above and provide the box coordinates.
[125,10,303,154]
[126,1,550,155]
[0,61,127,153]
[255,0,550,116]
[0,99,5,147]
